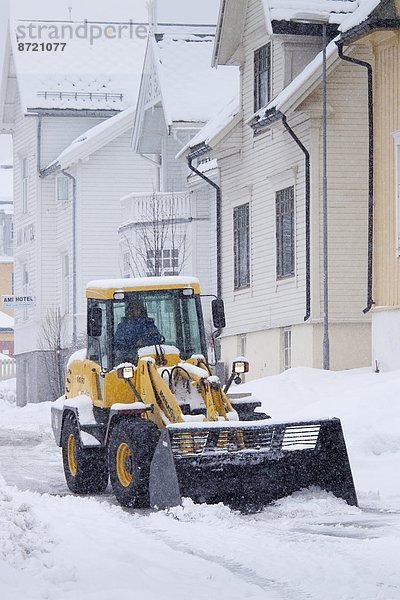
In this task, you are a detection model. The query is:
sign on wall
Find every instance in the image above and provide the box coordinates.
[2,295,36,309]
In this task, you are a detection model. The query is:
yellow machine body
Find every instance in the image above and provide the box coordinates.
[53,276,358,511]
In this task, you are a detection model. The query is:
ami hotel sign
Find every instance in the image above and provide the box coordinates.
[2,295,36,309]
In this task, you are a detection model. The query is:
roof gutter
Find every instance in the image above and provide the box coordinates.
[336,41,374,314]
[339,17,400,44]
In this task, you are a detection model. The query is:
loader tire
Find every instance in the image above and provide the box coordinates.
[61,412,109,494]
[108,419,158,508]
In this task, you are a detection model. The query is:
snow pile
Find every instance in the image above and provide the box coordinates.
[0,378,16,405]
[239,367,400,507]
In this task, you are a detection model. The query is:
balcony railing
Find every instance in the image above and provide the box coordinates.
[120,192,192,228]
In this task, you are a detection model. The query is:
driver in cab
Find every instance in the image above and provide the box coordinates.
[115,301,162,361]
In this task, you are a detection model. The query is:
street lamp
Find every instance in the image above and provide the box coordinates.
[292,12,330,370]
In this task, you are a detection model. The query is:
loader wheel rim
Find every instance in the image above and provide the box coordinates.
[67,434,77,477]
[116,442,133,488]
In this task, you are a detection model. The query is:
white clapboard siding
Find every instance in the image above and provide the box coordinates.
[301,44,371,322]
[189,172,218,298]
[219,110,309,337]
[77,129,155,311]
[161,129,200,193]
[12,97,39,333]
[40,116,104,169]
[216,0,370,340]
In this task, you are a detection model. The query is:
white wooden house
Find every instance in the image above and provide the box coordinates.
[0,20,155,405]
[124,24,239,301]
[180,0,373,379]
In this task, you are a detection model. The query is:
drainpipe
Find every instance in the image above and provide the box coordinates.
[281,114,311,322]
[37,116,43,174]
[61,170,77,347]
[337,41,374,313]
[187,156,222,300]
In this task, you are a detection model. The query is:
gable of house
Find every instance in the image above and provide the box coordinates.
[132,24,240,155]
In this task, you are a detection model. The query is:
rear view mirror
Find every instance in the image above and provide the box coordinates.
[212,298,226,330]
[88,306,102,337]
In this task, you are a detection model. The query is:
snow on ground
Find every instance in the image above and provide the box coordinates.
[239,367,400,509]
[0,370,400,599]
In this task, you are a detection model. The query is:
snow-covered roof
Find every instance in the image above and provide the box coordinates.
[267,0,360,26]
[0,201,13,216]
[0,311,14,330]
[177,95,241,158]
[10,20,147,114]
[339,0,381,33]
[153,26,240,125]
[43,106,136,172]
[214,0,361,66]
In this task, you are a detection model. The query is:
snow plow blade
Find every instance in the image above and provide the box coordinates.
[149,418,357,510]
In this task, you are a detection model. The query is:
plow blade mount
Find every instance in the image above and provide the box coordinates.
[149,418,357,510]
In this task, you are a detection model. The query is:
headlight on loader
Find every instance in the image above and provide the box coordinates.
[117,365,135,380]
[233,360,249,374]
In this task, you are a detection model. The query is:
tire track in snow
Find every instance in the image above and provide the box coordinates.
[131,522,312,600]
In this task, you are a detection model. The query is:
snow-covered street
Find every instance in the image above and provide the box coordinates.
[1,368,400,600]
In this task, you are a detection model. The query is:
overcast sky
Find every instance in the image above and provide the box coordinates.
[0,0,220,197]
[10,0,219,24]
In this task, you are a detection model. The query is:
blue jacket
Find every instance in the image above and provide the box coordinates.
[115,316,161,354]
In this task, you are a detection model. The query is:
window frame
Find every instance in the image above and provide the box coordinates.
[276,186,295,280]
[254,43,272,112]
[56,175,70,202]
[233,203,251,291]
[282,327,292,371]
[146,247,181,277]
[394,133,400,256]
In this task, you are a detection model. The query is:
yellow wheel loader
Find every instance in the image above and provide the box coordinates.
[51,276,357,510]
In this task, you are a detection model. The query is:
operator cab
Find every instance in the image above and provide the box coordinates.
[86,278,211,370]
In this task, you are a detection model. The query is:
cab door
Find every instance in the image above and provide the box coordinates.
[87,300,109,406]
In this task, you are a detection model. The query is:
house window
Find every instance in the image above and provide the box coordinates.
[282,327,292,371]
[56,175,70,202]
[276,186,295,279]
[233,203,250,290]
[62,254,70,314]
[21,158,28,214]
[254,44,271,112]
[146,248,179,277]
